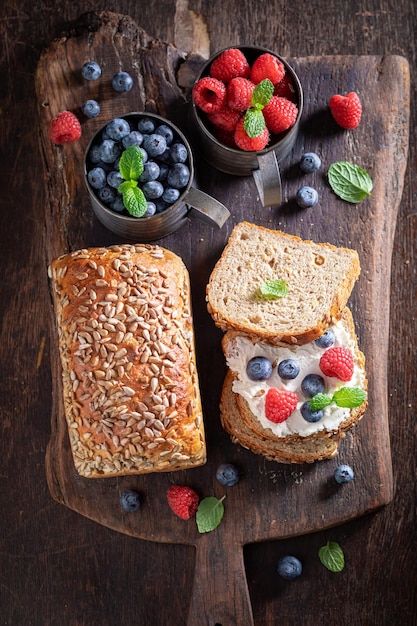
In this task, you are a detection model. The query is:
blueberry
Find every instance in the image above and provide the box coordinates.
[139,147,148,164]
[120,490,141,512]
[107,170,123,189]
[139,161,160,183]
[169,142,188,163]
[301,374,325,398]
[99,139,121,163]
[155,200,168,213]
[81,61,102,81]
[88,144,103,164]
[82,99,100,118]
[155,124,174,145]
[112,71,133,92]
[87,167,106,189]
[144,202,157,217]
[158,163,169,181]
[110,196,125,213]
[106,118,131,141]
[296,186,319,208]
[278,358,300,380]
[143,181,164,200]
[246,356,273,381]
[315,328,335,349]
[142,133,167,158]
[138,117,156,134]
[277,556,302,580]
[98,185,116,204]
[334,464,354,484]
[300,402,324,423]
[162,187,180,204]
[122,131,144,148]
[167,163,190,189]
[216,463,240,486]
[300,152,321,173]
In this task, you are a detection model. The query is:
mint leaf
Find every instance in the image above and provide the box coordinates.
[244,108,266,138]
[196,496,225,533]
[121,185,147,217]
[318,541,345,572]
[251,78,274,109]
[257,279,288,300]
[309,393,333,411]
[119,145,144,181]
[328,161,373,203]
[333,387,367,408]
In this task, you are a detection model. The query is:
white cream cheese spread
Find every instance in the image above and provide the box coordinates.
[226,319,366,437]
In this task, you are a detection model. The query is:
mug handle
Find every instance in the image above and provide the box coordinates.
[185,186,230,228]
[253,150,282,207]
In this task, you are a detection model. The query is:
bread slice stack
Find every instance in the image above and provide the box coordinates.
[206,222,368,463]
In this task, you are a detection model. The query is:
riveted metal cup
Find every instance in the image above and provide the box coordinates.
[84,112,230,242]
[189,46,303,206]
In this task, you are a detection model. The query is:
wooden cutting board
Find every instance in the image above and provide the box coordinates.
[36,11,410,625]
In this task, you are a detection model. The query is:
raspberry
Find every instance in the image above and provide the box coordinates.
[263,96,298,134]
[166,485,199,520]
[49,111,81,144]
[212,128,237,148]
[227,77,255,111]
[319,346,354,382]
[265,388,298,423]
[329,92,362,129]
[193,77,227,114]
[274,73,297,102]
[250,53,285,85]
[234,117,269,151]
[210,48,250,83]
[208,105,241,132]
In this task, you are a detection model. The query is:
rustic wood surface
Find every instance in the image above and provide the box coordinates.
[1,2,416,626]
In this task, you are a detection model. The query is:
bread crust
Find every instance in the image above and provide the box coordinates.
[206,222,361,345]
[49,243,206,478]
[220,308,367,461]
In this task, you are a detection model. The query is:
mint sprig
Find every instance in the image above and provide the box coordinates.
[196,496,226,533]
[318,541,345,572]
[328,161,373,203]
[257,279,288,300]
[309,387,366,411]
[244,79,274,138]
[117,145,147,217]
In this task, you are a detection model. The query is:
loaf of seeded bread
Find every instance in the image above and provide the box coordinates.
[220,308,367,462]
[48,243,206,478]
[206,222,361,345]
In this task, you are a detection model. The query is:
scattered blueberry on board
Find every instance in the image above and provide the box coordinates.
[216,463,240,486]
[299,152,321,173]
[334,464,355,484]
[82,99,100,118]
[277,556,302,580]
[85,115,191,218]
[120,490,141,512]
[112,71,134,92]
[296,185,319,208]
[81,60,102,81]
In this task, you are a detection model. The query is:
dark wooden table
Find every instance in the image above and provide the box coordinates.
[1,2,416,625]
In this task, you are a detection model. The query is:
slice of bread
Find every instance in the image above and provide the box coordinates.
[220,370,341,463]
[220,308,367,463]
[206,222,360,345]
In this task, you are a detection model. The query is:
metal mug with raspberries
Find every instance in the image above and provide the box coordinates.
[84,112,230,241]
[189,46,304,207]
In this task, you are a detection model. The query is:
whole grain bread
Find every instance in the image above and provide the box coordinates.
[49,243,206,478]
[220,308,367,463]
[206,222,361,345]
